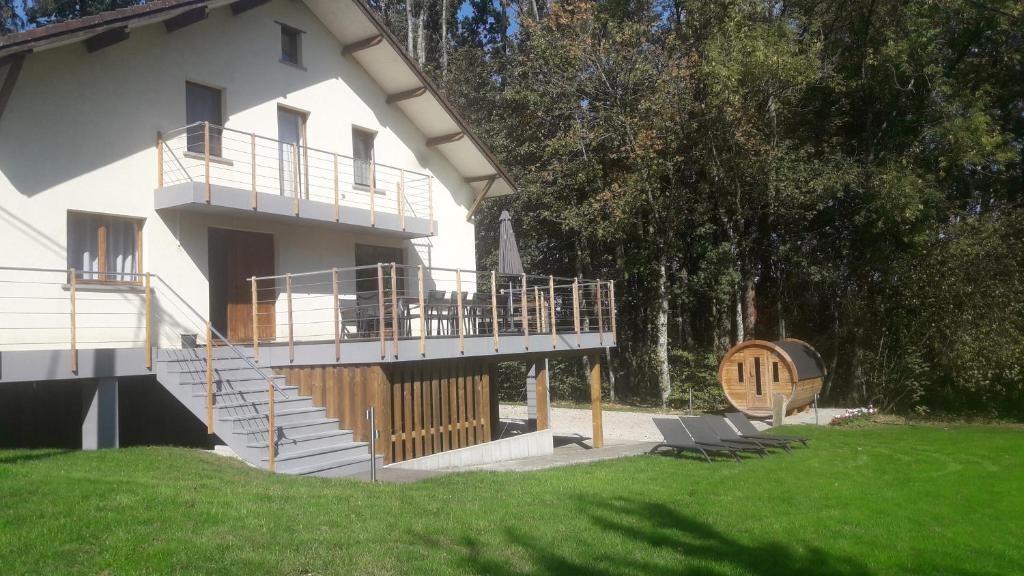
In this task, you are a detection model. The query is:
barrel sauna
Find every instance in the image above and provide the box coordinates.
[718,339,825,417]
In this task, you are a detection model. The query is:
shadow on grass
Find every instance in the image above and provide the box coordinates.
[449,494,875,576]
[0,448,73,465]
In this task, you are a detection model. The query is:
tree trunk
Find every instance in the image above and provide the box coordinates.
[441,0,448,76]
[405,0,414,55]
[606,347,616,403]
[656,258,671,408]
[734,285,744,344]
[417,12,426,66]
[743,272,756,340]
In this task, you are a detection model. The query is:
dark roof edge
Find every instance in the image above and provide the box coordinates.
[0,0,207,51]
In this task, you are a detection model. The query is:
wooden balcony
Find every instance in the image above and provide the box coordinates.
[155,122,436,238]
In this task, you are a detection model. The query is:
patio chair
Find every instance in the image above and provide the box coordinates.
[424,290,448,335]
[679,417,768,457]
[701,415,792,453]
[355,293,380,338]
[650,417,741,463]
[726,412,810,447]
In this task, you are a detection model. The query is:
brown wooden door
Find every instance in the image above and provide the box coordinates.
[209,228,275,343]
[747,351,770,409]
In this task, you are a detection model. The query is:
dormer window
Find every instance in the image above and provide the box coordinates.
[280,23,302,67]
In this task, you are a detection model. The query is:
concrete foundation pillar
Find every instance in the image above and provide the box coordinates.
[82,378,118,450]
[525,363,538,431]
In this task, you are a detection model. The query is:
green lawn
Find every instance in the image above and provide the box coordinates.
[1,424,1021,575]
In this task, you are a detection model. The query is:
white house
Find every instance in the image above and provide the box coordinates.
[0,0,615,477]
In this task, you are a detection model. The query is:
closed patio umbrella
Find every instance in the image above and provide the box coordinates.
[497,210,524,275]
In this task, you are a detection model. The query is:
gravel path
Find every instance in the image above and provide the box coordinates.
[498,404,848,444]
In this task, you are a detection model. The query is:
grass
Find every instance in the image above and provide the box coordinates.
[1,424,1022,575]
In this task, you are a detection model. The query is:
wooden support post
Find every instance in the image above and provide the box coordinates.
[572,277,581,347]
[286,274,294,363]
[203,121,211,203]
[250,133,257,209]
[417,265,426,356]
[534,286,542,334]
[292,144,300,216]
[69,269,77,374]
[206,322,214,434]
[251,277,259,362]
[490,271,499,352]
[156,132,164,188]
[590,353,603,448]
[144,273,152,370]
[332,268,341,361]
[390,263,399,358]
[369,162,376,226]
[549,275,556,349]
[427,176,434,235]
[609,280,617,344]
[398,170,406,231]
[333,153,339,222]
[521,273,529,350]
[596,280,605,346]
[267,377,276,472]
[456,270,465,353]
[377,263,386,359]
[536,361,549,431]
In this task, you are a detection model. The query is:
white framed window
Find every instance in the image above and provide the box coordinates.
[67,212,143,283]
[352,127,376,189]
[186,81,224,156]
[279,23,303,67]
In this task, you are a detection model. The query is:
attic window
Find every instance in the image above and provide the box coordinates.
[280,24,303,67]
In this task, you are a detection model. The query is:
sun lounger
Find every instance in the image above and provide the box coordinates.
[726,412,810,447]
[701,415,792,453]
[650,417,741,463]
[679,416,768,457]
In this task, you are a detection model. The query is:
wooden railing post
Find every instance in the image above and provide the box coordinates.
[206,321,214,434]
[250,132,257,210]
[549,275,556,349]
[427,176,434,235]
[490,271,499,352]
[390,263,399,358]
[144,273,152,370]
[572,277,581,348]
[418,265,426,356]
[286,273,294,363]
[203,121,211,203]
[292,145,300,216]
[251,277,260,362]
[267,377,276,472]
[156,132,164,188]
[609,280,617,344]
[534,286,542,334]
[301,123,310,200]
[398,170,406,231]
[377,263,386,359]
[333,153,340,222]
[369,162,377,226]
[69,269,77,374]
[521,273,529,350]
[332,268,341,361]
[456,270,465,354]
[596,280,605,346]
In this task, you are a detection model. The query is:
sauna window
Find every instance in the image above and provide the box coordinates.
[736,362,744,383]
[772,362,780,383]
[754,357,763,396]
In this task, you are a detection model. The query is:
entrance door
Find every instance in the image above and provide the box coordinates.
[209,228,276,343]
[278,108,305,197]
[747,351,770,410]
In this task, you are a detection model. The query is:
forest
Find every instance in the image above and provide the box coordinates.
[4,0,1022,416]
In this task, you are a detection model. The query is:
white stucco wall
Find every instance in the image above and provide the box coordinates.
[0,0,480,349]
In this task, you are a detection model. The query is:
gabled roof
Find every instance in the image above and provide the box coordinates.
[0,0,515,203]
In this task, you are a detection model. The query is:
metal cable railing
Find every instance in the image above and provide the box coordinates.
[158,122,435,233]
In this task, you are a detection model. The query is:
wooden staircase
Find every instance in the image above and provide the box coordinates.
[153,347,379,477]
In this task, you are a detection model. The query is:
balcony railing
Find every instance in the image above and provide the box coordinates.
[248,265,617,362]
[157,122,434,232]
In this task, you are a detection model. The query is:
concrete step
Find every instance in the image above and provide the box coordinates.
[180,375,288,395]
[262,443,371,473]
[177,373,286,386]
[191,385,299,403]
[234,417,341,442]
[284,453,377,478]
[247,429,354,455]
[213,395,313,415]
[222,406,328,431]
[163,360,267,374]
